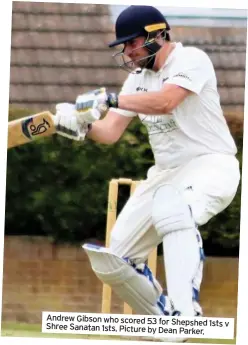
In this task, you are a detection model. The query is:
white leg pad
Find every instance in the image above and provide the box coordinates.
[83,244,172,315]
[152,184,195,237]
[152,184,204,317]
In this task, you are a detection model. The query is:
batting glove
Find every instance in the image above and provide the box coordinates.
[54,103,89,141]
[75,88,118,123]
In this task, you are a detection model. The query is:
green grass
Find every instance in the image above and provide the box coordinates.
[1,322,235,344]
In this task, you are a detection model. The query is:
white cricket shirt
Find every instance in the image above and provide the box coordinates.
[113,42,237,169]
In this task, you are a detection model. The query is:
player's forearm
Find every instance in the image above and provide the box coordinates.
[118,91,172,115]
[86,120,117,144]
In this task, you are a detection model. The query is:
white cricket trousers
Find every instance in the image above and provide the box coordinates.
[109,153,240,262]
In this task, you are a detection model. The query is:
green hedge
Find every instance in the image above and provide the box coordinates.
[5,107,242,255]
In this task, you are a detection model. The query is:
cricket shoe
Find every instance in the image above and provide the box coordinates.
[154,304,203,343]
[155,313,188,343]
[155,299,189,343]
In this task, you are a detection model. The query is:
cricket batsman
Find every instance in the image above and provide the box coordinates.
[54,5,240,342]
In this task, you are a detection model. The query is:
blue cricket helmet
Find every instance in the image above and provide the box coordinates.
[109,5,170,48]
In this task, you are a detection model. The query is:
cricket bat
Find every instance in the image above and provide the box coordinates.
[8,111,56,149]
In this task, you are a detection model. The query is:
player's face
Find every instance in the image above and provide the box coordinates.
[123,37,149,68]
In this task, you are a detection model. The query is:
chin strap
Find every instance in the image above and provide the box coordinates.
[145,55,156,70]
[144,34,163,70]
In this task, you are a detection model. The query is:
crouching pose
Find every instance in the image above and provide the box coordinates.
[54,5,240,342]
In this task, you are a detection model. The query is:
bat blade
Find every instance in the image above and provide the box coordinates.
[8,111,56,149]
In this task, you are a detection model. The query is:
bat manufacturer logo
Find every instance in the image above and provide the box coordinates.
[22,117,51,139]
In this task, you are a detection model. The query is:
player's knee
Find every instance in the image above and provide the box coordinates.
[86,250,128,286]
[152,184,195,237]
[83,244,150,286]
[83,244,161,297]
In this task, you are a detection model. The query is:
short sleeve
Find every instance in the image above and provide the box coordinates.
[164,48,214,95]
[110,73,138,118]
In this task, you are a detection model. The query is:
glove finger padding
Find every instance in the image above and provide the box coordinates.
[54,114,88,141]
[55,103,76,114]
[76,108,102,125]
[76,88,108,114]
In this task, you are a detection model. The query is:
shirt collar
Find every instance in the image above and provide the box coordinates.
[161,42,183,70]
[143,42,183,76]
